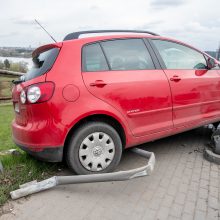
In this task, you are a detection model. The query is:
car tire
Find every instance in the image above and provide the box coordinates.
[66,122,122,174]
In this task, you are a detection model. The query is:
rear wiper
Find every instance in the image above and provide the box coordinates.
[12,76,25,85]
[12,79,24,85]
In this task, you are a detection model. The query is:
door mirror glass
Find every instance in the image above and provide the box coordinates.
[207,58,217,69]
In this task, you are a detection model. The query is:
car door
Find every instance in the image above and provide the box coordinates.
[82,38,173,137]
[150,39,220,128]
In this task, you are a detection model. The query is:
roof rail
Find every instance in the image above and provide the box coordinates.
[63,30,159,41]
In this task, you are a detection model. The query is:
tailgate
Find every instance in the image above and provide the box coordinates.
[12,75,46,126]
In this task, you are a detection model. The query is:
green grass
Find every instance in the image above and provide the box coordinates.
[0,104,60,207]
[0,105,15,151]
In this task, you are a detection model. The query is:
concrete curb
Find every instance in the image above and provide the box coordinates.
[203,147,220,165]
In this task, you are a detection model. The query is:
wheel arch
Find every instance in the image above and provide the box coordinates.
[63,113,127,160]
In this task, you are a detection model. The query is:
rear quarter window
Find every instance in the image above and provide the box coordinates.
[82,43,109,72]
[25,48,59,81]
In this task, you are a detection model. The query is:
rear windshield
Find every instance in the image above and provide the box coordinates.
[24,48,59,81]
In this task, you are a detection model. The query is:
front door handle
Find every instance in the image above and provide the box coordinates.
[170,75,181,82]
[90,80,107,87]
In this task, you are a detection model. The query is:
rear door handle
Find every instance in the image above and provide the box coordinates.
[170,75,181,82]
[90,80,107,87]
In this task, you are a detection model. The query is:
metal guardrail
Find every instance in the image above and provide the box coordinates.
[0,69,23,76]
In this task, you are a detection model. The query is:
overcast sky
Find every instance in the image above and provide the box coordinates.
[0,0,220,51]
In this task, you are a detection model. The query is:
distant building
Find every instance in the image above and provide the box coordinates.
[205,51,216,58]
[217,45,220,61]
[205,49,220,61]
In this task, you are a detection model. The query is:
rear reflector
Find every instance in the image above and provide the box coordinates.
[14,103,19,113]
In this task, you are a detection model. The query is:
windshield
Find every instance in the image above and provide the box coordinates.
[24,47,59,81]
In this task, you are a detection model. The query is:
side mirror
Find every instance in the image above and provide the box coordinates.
[207,58,217,69]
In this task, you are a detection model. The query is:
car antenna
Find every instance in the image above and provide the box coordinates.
[34,19,57,43]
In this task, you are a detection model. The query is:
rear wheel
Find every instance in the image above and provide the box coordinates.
[66,122,122,174]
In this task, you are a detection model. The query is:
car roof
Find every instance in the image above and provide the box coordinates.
[63,34,205,57]
[63,30,159,40]
[38,30,209,60]
[63,34,165,46]
[62,34,193,50]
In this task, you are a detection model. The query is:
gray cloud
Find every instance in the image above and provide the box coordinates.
[137,20,163,30]
[89,5,100,10]
[0,0,219,51]
[150,0,186,8]
[0,32,19,38]
[200,19,220,29]
[11,17,36,25]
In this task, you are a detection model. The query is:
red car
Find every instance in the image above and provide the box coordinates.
[12,30,220,174]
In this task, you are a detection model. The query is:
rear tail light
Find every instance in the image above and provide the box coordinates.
[20,82,55,104]
[27,86,41,103]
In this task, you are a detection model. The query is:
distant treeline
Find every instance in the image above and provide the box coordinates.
[0,59,28,73]
[0,47,33,58]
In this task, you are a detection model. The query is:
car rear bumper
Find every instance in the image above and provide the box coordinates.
[12,119,65,162]
[16,142,63,162]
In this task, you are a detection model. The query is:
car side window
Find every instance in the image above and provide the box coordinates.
[101,39,155,70]
[82,43,109,72]
[152,40,207,70]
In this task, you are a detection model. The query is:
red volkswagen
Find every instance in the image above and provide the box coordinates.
[12,30,220,174]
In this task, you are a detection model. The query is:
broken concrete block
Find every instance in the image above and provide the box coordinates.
[0,149,21,156]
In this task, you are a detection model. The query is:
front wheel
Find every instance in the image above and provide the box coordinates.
[66,122,122,174]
